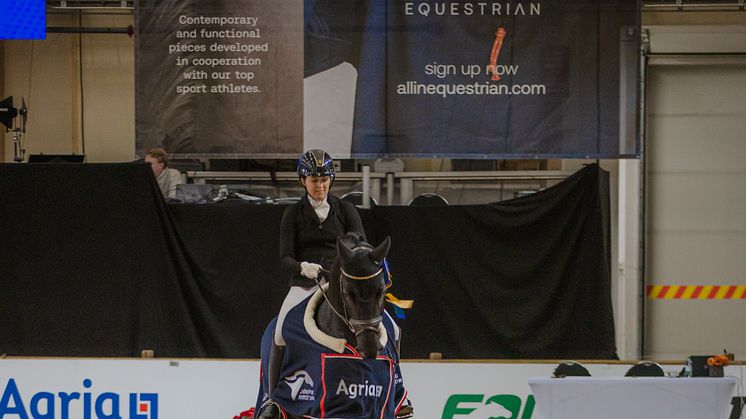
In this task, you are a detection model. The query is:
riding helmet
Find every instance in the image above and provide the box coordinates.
[297,149,335,184]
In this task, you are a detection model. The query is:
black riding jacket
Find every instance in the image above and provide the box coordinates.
[279,194,366,287]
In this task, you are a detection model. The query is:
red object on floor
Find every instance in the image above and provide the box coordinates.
[233,407,255,419]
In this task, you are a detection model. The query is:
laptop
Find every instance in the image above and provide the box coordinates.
[175,184,215,203]
[689,355,714,377]
[28,154,86,163]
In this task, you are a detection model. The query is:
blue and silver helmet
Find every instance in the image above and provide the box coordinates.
[297,149,335,183]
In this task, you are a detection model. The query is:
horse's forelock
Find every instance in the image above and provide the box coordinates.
[339,232,367,252]
[335,233,381,279]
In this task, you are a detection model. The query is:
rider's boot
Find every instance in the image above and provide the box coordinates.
[258,342,285,419]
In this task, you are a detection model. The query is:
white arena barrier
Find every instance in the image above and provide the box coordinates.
[0,358,741,419]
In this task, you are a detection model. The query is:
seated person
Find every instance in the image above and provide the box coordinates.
[144,148,183,199]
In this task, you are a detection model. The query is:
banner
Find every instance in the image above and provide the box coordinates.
[0,359,258,419]
[0,0,45,40]
[136,0,639,158]
[349,0,639,157]
[135,0,303,156]
[3,359,738,419]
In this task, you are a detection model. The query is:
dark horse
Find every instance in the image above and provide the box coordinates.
[253,233,413,419]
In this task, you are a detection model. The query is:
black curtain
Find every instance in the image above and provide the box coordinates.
[0,163,615,359]
[0,164,212,356]
[370,165,615,358]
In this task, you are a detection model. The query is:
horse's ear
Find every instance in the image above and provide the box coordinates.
[337,236,354,261]
[370,236,391,263]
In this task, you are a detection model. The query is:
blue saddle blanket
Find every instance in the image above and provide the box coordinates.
[256,289,409,419]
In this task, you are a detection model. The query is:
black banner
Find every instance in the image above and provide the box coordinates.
[136,0,639,158]
[136,0,303,156]
[0,163,614,359]
[350,0,639,157]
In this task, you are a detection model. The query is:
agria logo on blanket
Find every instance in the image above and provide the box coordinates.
[335,379,383,400]
[0,378,158,419]
[284,370,315,401]
[442,394,535,419]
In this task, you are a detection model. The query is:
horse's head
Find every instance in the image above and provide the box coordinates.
[333,233,391,359]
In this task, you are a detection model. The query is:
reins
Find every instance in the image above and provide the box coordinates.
[313,269,355,334]
[313,267,383,337]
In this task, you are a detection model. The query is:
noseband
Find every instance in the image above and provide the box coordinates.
[340,267,384,336]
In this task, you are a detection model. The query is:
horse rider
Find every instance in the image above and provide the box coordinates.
[260,149,367,419]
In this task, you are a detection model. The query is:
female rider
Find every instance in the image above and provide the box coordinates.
[261,149,366,418]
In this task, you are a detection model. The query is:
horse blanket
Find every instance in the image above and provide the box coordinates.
[256,287,409,419]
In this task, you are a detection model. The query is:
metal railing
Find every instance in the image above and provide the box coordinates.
[642,0,746,11]
[47,0,133,10]
[185,170,574,206]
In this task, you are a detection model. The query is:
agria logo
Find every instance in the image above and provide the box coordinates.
[442,394,535,419]
[0,378,158,419]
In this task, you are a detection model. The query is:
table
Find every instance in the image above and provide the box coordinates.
[528,377,737,419]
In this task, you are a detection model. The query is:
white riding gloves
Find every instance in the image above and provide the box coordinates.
[300,262,322,280]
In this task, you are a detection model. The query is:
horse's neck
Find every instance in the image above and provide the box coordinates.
[315,299,355,344]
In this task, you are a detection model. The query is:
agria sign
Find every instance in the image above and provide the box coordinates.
[442,394,535,419]
[0,378,158,419]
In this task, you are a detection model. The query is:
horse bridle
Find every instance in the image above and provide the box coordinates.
[340,267,384,336]
[314,254,384,338]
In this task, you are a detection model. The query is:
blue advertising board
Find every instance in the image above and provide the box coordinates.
[0,0,45,40]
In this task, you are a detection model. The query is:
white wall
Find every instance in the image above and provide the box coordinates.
[644,63,746,359]
[562,14,746,361]
[642,18,746,360]
[3,12,134,163]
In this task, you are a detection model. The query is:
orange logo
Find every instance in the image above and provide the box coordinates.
[487,27,507,81]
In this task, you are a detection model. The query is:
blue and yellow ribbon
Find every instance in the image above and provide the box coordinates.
[381,258,414,318]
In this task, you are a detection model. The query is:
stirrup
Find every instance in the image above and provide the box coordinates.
[396,405,414,419]
[257,399,281,419]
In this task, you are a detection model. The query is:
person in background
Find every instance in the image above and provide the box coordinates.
[260,149,366,418]
[144,148,183,199]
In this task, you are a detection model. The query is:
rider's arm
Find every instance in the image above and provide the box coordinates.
[279,204,301,278]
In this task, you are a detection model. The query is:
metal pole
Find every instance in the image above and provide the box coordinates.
[362,165,370,209]
[400,178,413,206]
[386,173,394,205]
[638,34,649,361]
[47,27,131,34]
